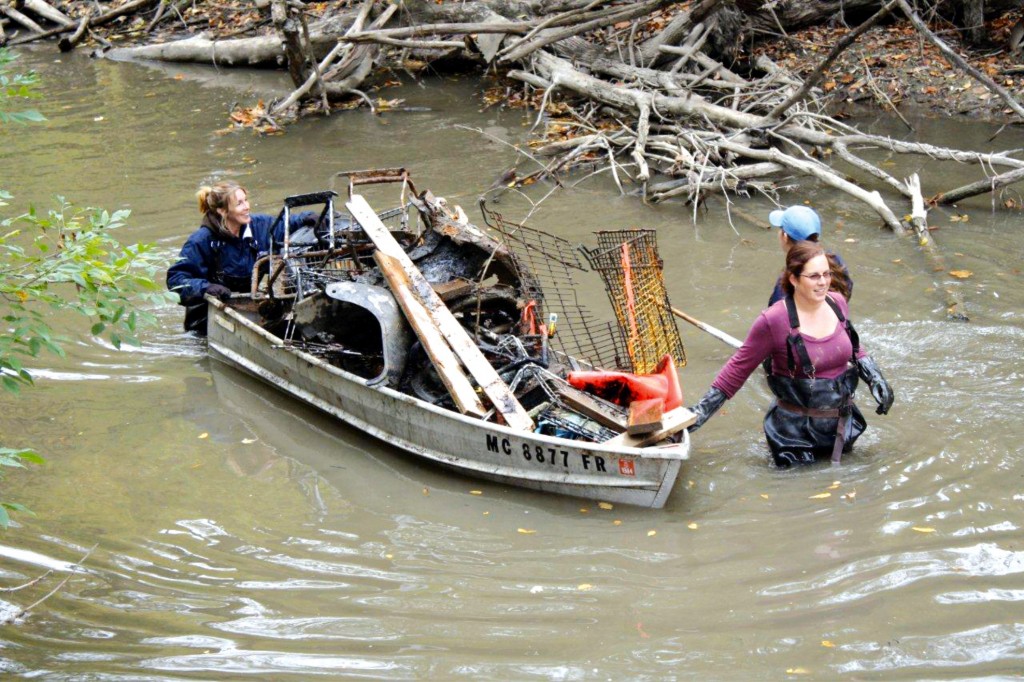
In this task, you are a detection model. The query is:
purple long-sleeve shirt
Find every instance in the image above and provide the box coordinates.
[712,294,867,398]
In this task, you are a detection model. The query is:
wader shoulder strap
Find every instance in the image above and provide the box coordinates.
[783,296,816,376]
[824,295,860,360]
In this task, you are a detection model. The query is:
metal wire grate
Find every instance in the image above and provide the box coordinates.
[580,229,686,374]
[482,207,628,371]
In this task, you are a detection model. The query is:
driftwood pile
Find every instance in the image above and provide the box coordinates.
[9,1,1024,320]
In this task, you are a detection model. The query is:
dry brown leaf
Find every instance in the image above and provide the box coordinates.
[809,492,831,499]
[598,502,614,510]
[517,528,537,534]
[949,270,973,279]
[198,432,209,439]
[687,522,698,530]
[647,530,657,537]
[912,526,936,533]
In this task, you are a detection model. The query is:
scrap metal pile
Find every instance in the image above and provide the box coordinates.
[241,169,689,441]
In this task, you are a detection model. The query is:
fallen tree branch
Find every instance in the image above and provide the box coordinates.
[11,0,157,45]
[905,173,967,320]
[931,165,1024,205]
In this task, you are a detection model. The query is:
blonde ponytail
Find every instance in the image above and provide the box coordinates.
[196,185,213,214]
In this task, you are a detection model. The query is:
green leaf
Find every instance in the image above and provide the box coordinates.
[91,322,105,335]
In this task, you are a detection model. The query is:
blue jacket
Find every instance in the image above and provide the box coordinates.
[167,211,314,305]
[768,249,853,307]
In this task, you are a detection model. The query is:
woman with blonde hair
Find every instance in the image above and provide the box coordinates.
[167,181,315,333]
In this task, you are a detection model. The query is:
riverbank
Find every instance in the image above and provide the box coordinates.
[7,2,1024,123]
[756,13,1024,123]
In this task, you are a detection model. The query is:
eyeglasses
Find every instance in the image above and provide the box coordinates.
[800,271,832,282]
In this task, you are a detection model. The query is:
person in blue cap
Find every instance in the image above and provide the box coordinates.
[767,205,853,306]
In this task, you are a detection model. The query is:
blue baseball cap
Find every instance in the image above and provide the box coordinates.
[768,205,821,241]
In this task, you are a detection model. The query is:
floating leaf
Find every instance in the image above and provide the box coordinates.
[579,508,590,513]
[687,522,698,530]
[613,520,622,526]
[241,438,256,444]
[809,492,831,499]
[198,432,209,439]
[760,494,769,500]
[821,640,836,648]
[647,530,657,537]
[422,487,429,496]
[470,490,483,495]
[517,528,536,534]
[578,583,593,591]
[786,668,809,674]
[598,502,614,510]
[912,526,936,533]
[949,270,973,279]
[828,481,841,490]
[841,491,857,500]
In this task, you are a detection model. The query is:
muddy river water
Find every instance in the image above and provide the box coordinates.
[1,48,1022,679]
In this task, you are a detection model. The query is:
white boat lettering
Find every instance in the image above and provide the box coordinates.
[485,434,581,468]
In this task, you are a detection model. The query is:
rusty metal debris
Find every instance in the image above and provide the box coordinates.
[580,230,685,375]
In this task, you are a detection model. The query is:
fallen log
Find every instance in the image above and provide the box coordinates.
[932,166,1024,206]
[104,33,296,67]
[0,4,44,34]
[57,16,89,52]
[9,0,157,45]
[20,0,74,27]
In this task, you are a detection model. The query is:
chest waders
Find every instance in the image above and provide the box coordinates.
[183,228,259,334]
[763,296,866,467]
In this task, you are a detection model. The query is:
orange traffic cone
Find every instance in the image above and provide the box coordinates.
[567,354,682,411]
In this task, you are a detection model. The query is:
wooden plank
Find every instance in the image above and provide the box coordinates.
[603,406,697,448]
[554,384,627,431]
[374,252,487,418]
[349,195,534,431]
[432,278,475,301]
[627,398,664,436]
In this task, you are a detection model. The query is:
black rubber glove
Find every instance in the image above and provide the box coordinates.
[687,386,728,433]
[856,355,894,415]
[205,283,232,301]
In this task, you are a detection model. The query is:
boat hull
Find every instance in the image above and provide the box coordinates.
[206,300,687,508]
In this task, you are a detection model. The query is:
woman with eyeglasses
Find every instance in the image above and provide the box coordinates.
[688,241,893,467]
